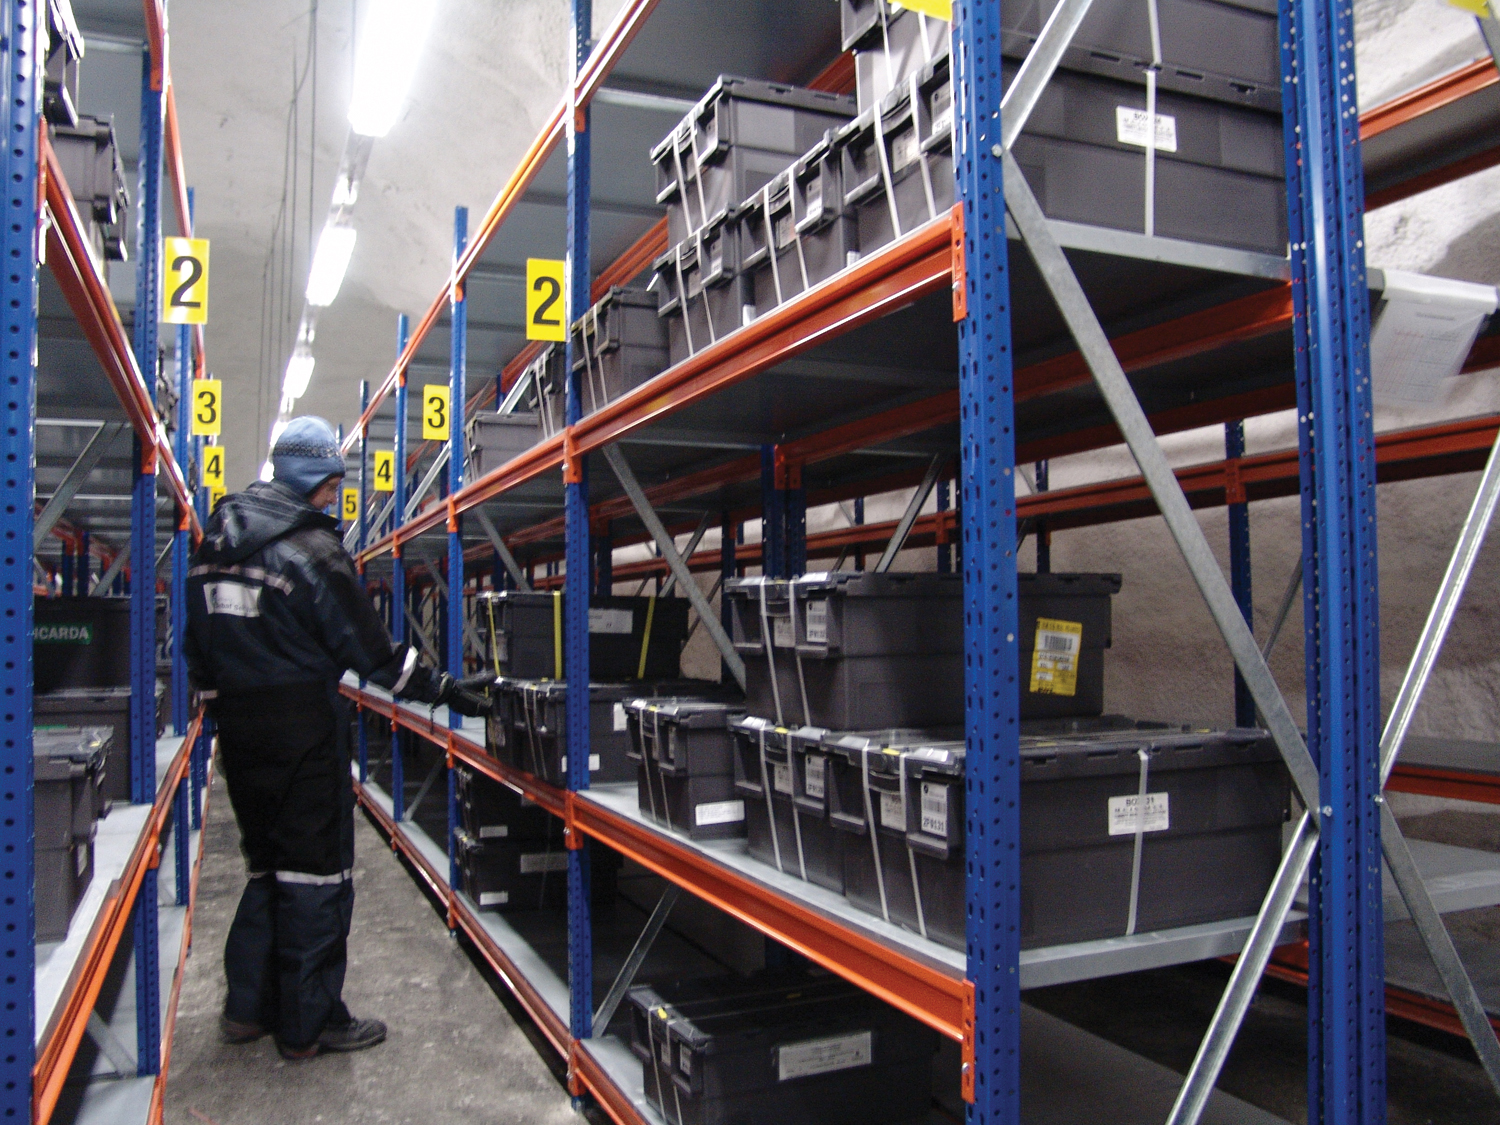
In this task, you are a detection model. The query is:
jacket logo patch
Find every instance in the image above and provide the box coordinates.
[204,582,261,618]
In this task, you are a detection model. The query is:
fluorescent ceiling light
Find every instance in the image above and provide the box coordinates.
[348,0,440,138]
[283,351,316,400]
[306,224,357,307]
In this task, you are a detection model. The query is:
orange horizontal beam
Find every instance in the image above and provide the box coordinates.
[1360,58,1498,140]
[1386,764,1500,806]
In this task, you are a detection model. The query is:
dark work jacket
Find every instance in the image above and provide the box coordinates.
[185,480,440,703]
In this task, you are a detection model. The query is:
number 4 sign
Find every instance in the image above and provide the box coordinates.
[525,258,566,342]
[373,450,395,491]
[162,237,210,325]
[201,444,224,487]
[191,379,222,436]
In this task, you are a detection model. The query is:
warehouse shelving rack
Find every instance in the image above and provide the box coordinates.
[2,1,215,1121]
[333,3,1500,1124]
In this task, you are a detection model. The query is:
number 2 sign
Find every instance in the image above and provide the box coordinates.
[162,238,210,325]
[525,258,566,341]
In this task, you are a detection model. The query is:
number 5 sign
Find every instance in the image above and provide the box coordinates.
[190,379,222,436]
[525,258,566,341]
[162,237,210,324]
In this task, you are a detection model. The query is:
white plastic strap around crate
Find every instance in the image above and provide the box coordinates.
[1143,0,1164,238]
[758,726,786,874]
[761,184,786,309]
[1125,747,1152,936]
[789,582,813,726]
[910,71,939,225]
[901,751,928,939]
[757,581,786,726]
[861,748,892,923]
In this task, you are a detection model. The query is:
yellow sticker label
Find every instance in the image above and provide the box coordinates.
[189,378,222,436]
[525,258,567,342]
[1447,0,1491,16]
[1029,617,1082,697]
[422,384,450,440]
[373,449,395,492]
[343,487,359,522]
[209,485,226,510]
[162,237,210,324]
[897,0,952,19]
[201,444,224,487]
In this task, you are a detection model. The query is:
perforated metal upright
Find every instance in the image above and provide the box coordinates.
[391,314,409,821]
[357,378,371,782]
[446,207,468,898]
[0,1,41,1112]
[564,0,594,1063]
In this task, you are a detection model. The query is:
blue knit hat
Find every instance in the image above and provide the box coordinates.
[271,416,346,497]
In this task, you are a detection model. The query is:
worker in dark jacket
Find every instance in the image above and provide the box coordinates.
[185,415,488,1060]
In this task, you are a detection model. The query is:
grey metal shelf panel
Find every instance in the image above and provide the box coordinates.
[1398,736,1500,778]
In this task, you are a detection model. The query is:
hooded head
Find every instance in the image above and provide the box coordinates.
[271,416,345,498]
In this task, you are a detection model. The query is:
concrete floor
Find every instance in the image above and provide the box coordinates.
[161,772,579,1125]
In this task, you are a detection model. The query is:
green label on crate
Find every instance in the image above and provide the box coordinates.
[35,623,93,645]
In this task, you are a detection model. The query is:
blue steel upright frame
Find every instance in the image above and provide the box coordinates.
[391,315,410,822]
[358,378,371,782]
[447,206,468,896]
[1281,0,1387,1114]
[953,4,1022,1121]
[1,1,41,1111]
[130,41,164,1078]
[564,0,594,1064]
[1225,421,1255,729]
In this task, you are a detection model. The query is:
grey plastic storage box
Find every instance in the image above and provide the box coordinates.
[841,0,951,112]
[731,717,846,892]
[652,227,748,367]
[454,827,618,912]
[725,573,964,730]
[570,287,671,416]
[522,344,567,439]
[737,133,858,319]
[652,76,856,245]
[647,977,938,1125]
[627,698,747,840]
[36,835,93,943]
[476,590,690,681]
[468,411,541,478]
[455,763,555,842]
[34,727,108,942]
[34,685,156,802]
[49,115,130,261]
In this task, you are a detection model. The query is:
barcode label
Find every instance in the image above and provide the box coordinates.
[879,790,907,831]
[777,1031,873,1081]
[478,891,510,906]
[695,799,745,826]
[478,825,509,839]
[772,762,792,794]
[804,599,828,645]
[1115,106,1178,153]
[775,211,794,250]
[921,782,949,837]
[613,702,627,732]
[1108,792,1171,836]
[589,607,634,634]
[1029,618,1083,697]
[891,128,920,172]
[520,851,568,874]
[930,81,953,138]
[803,755,826,799]
[772,616,795,648]
[804,176,824,222]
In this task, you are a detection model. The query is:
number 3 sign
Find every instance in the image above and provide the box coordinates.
[162,238,210,324]
[190,379,222,437]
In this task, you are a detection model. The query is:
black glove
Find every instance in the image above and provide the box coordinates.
[457,672,498,695]
[434,673,492,719]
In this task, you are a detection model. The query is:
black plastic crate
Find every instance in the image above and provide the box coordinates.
[785,724,848,893]
[658,979,938,1125]
[651,227,748,367]
[476,590,690,681]
[737,133,858,319]
[36,834,92,943]
[49,114,129,260]
[731,717,840,885]
[570,287,670,416]
[34,597,132,693]
[1016,572,1120,718]
[453,827,618,912]
[652,76,855,244]
[469,411,541,478]
[33,726,109,851]
[725,573,964,730]
[842,0,951,112]
[627,698,747,840]
[522,343,567,439]
[34,685,158,803]
[454,763,555,842]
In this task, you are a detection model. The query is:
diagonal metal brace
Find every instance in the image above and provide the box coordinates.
[34,421,127,550]
[604,444,746,690]
[92,544,130,594]
[876,454,944,573]
[473,506,532,591]
[592,884,681,1036]
[1001,150,1321,822]
[660,512,711,597]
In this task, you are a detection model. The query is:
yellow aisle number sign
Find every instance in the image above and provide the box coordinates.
[190,379,222,436]
[525,258,567,341]
[201,444,224,488]
[209,485,226,510]
[373,450,395,491]
[343,488,359,522]
[422,384,450,440]
[162,237,210,324]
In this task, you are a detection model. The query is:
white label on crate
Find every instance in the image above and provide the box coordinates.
[775,211,795,250]
[804,755,826,799]
[921,782,949,837]
[805,176,824,223]
[776,1030,874,1082]
[930,82,953,138]
[891,128,920,172]
[559,754,602,772]
[772,615,795,648]
[497,634,509,661]
[679,1049,692,1074]
[1107,792,1171,836]
[589,607,634,635]
[479,891,510,906]
[77,848,87,878]
[880,790,907,831]
[804,600,828,645]
[772,762,793,794]
[695,799,746,827]
[203,581,260,618]
[520,851,569,874]
[479,825,510,839]
[613,702,628,732]
[1115,107,1178,153]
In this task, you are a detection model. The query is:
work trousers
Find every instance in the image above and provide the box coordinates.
[213,682,356,1050]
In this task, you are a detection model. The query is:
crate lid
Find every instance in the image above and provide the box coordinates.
[821,727,961,767]
[1019,726,1281,775]
[34,685,133,707]
[624,697,743,727]
[33,725,110,768]
[1017,572,1122,598]
[791,570,963,598]
[695,74,856,120]
[901,741,967,779]
[729,714,795,748]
